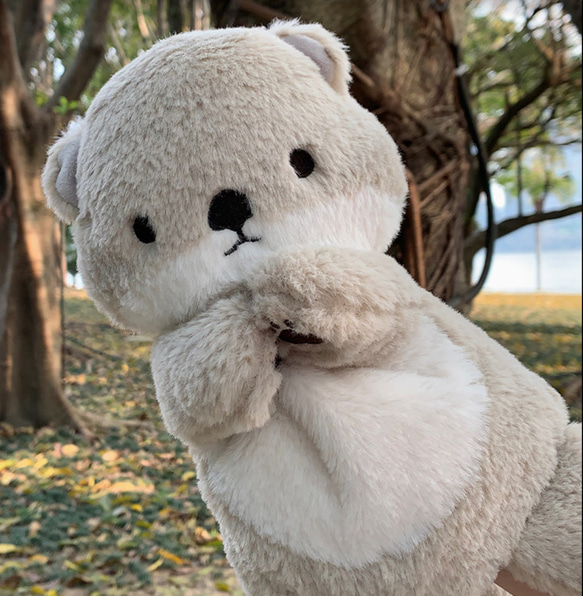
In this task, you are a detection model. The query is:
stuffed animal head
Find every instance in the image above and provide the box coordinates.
[43,21,407,335]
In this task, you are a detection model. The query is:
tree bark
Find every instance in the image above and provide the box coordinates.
[211,0,472,302]
[0,0,111,428]
[167,0,184,33]
[0,80,77,427]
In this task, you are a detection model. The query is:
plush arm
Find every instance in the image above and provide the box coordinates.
[248,248,422,366]
[503,423,582,596]
[150,292,282,447]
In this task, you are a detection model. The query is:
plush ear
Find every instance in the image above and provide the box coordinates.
[269,20,351,95]
[42,121,84,224]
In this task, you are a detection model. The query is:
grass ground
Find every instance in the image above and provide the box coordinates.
[0,290,581,595]
[471,292,582,420]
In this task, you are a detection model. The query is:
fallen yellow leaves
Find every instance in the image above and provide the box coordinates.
[64,560,83,572]
[147,557,164,572]
[158,547,186,565]
[14,458,34,469]
[194,526,213,545]
[64,373,86,385]
[101,449,119,462]
[1,471,23,485]
[65,476,156,500]
[0,543,20,554]
[106,479,153,494]
[37,466,74,478]
[0,518,20,532]
[30,587,57,595]
[58,443,79,457]
[0,452,80,489]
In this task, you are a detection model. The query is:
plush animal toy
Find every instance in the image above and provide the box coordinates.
[43,21,581,596]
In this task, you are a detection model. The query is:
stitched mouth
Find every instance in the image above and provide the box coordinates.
[224,231,261,256]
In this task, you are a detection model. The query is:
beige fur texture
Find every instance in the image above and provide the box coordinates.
[43,22,581,596]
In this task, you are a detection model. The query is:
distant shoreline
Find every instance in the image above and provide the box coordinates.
[473,248,582,294]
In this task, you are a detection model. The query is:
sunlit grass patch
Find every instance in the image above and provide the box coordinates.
[471,292,582,421]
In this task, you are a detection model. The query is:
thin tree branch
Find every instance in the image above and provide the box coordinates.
[496,136,581,152]
[167,0,183,34]
[484,71,551,157]
[46,0,114,110]
[133,0,151,40]
[484,58,581,158]
[9,0,42,72]
[14,0,57,74]
[506,103,556,135]
[466,37,515,80]
[465,203,583,259]
[490,136,582,174]
[107,22,131,67]
[156,0,166,36]
[404,169,426,288]
[470,80,515,99]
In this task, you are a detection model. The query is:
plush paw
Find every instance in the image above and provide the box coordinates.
[151,292,281,446]
[248,247,417,350]
[250,259,336,345]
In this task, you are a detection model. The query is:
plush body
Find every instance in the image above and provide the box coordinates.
[43,22,581,596]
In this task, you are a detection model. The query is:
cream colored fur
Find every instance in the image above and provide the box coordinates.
[201,310,489,566]
[43,21,581,596]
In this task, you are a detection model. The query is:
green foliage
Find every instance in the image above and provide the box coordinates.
[53,96,79,115]
[495,146,576,207]
[466,2,582,153]
[465,1,582,216]
[33,0,160,113]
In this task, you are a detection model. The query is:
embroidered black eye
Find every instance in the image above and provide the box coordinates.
[133,215,156,244]
[290,149,315,178]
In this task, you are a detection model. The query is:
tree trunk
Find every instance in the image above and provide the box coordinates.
[1,0,113,429]
[0,96,79,428]
[534,197,544,293]
[212,0,472,302]
[0,2,80,428]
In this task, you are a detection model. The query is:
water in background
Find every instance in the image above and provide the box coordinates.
[471,145,581,294]
[473,249,582,294]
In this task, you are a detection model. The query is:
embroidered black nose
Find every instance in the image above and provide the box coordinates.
[208,189,253,233]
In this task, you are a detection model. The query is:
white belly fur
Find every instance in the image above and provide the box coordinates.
[200,316,489,568]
